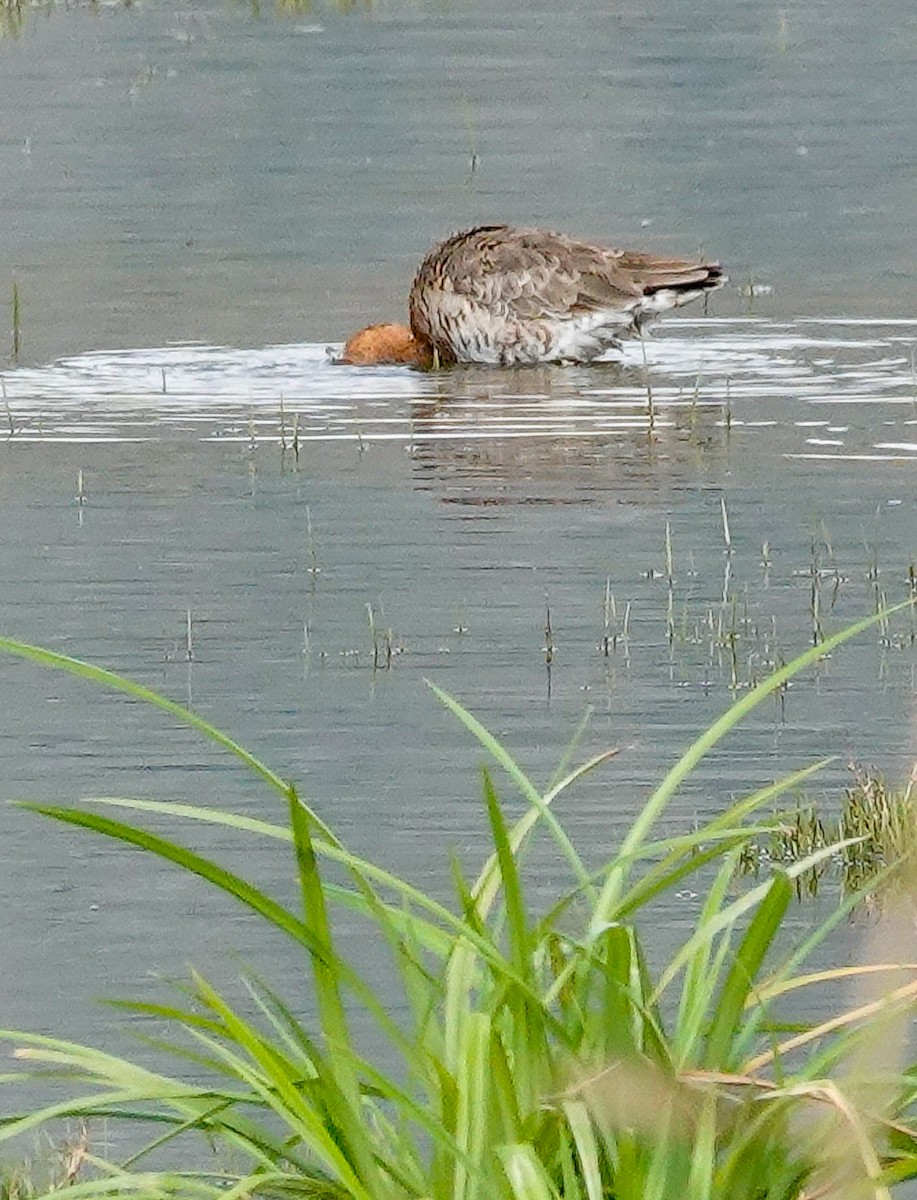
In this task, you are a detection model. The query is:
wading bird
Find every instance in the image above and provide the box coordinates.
[339,224,724,368]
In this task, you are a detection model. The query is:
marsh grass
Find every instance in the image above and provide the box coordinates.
[10,281,20,364]
[0,2,24,42]
[2,607,917,1200]
[640,513,917,701]
[0,1,136,40]
[366,600,395,669]
[274,0,374,13]
[1,0,376,33]
[600,580,630,658]
[741,762,917,898]
[0,1126,90,1199]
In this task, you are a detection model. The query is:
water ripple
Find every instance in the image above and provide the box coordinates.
[1,318,915,457]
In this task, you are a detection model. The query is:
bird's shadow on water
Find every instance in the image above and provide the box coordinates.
[409,358,654,416]
[406,428,729,505]
[405,359,732,502]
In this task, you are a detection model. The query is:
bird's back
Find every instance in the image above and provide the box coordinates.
[408,225,723,365]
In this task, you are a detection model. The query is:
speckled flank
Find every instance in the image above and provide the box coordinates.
[407,225,724,366]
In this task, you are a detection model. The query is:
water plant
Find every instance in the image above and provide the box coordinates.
[2,607,917,1200]
[10,281,20,363]
[741,762,917,898]
[0,1127,90,1198]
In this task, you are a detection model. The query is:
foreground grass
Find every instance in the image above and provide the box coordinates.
[2,608,917,1200]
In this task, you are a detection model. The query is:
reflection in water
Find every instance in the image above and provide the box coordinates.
[0,319,915,471]
[407,353,728,501]
[408,362,731,504]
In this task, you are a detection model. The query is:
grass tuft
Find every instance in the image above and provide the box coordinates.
[739,761,917,898]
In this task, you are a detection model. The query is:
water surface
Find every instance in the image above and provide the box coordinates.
[1,1,916,1063]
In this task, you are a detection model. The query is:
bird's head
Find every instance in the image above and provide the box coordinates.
[336,323,432,368]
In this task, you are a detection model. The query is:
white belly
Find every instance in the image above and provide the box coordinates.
[420,289,692,366]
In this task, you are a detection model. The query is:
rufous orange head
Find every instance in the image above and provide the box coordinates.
[337,323,431,368]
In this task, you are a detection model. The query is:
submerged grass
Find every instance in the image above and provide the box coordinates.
[740,762,917,898]
[0,1126,90,1198]
[2,606,917,1200]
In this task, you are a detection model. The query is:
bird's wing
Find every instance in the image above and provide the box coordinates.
[613,250,723,292]
[441,227,644,320]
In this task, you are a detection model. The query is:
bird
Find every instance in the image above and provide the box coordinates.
[338,224,724,368]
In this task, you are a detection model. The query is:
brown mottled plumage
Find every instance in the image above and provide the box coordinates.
[339,225,725,367]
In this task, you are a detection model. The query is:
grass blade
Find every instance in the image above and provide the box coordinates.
[704,872,792,1069]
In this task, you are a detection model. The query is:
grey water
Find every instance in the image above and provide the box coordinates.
[1,0,916,1073]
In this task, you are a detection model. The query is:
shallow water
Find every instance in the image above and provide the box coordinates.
[1,1,916,1068]
[4,318,917,455]
[3,318,917,1054]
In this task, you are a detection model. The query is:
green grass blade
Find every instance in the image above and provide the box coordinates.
[482,768,531,979]
[546,704,594,793]
[284,785,386,1194]
[185,973,379,1198]
[703,871,792,1069]
[654,838,864,1002]
[454,1012,492,1200]
[79,796,294,839]
[614,759,832,918]
[674,848,744,1061]
[498,1142,560,1200]
[24,801,461,1085]
[685,1093,716,1200]
[287,786,352,1051]
[481,767,544,1110]
[427,679,591,903]
[71,797,565,1011]
[563,1100,603,1200]
[18,803,321,948]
